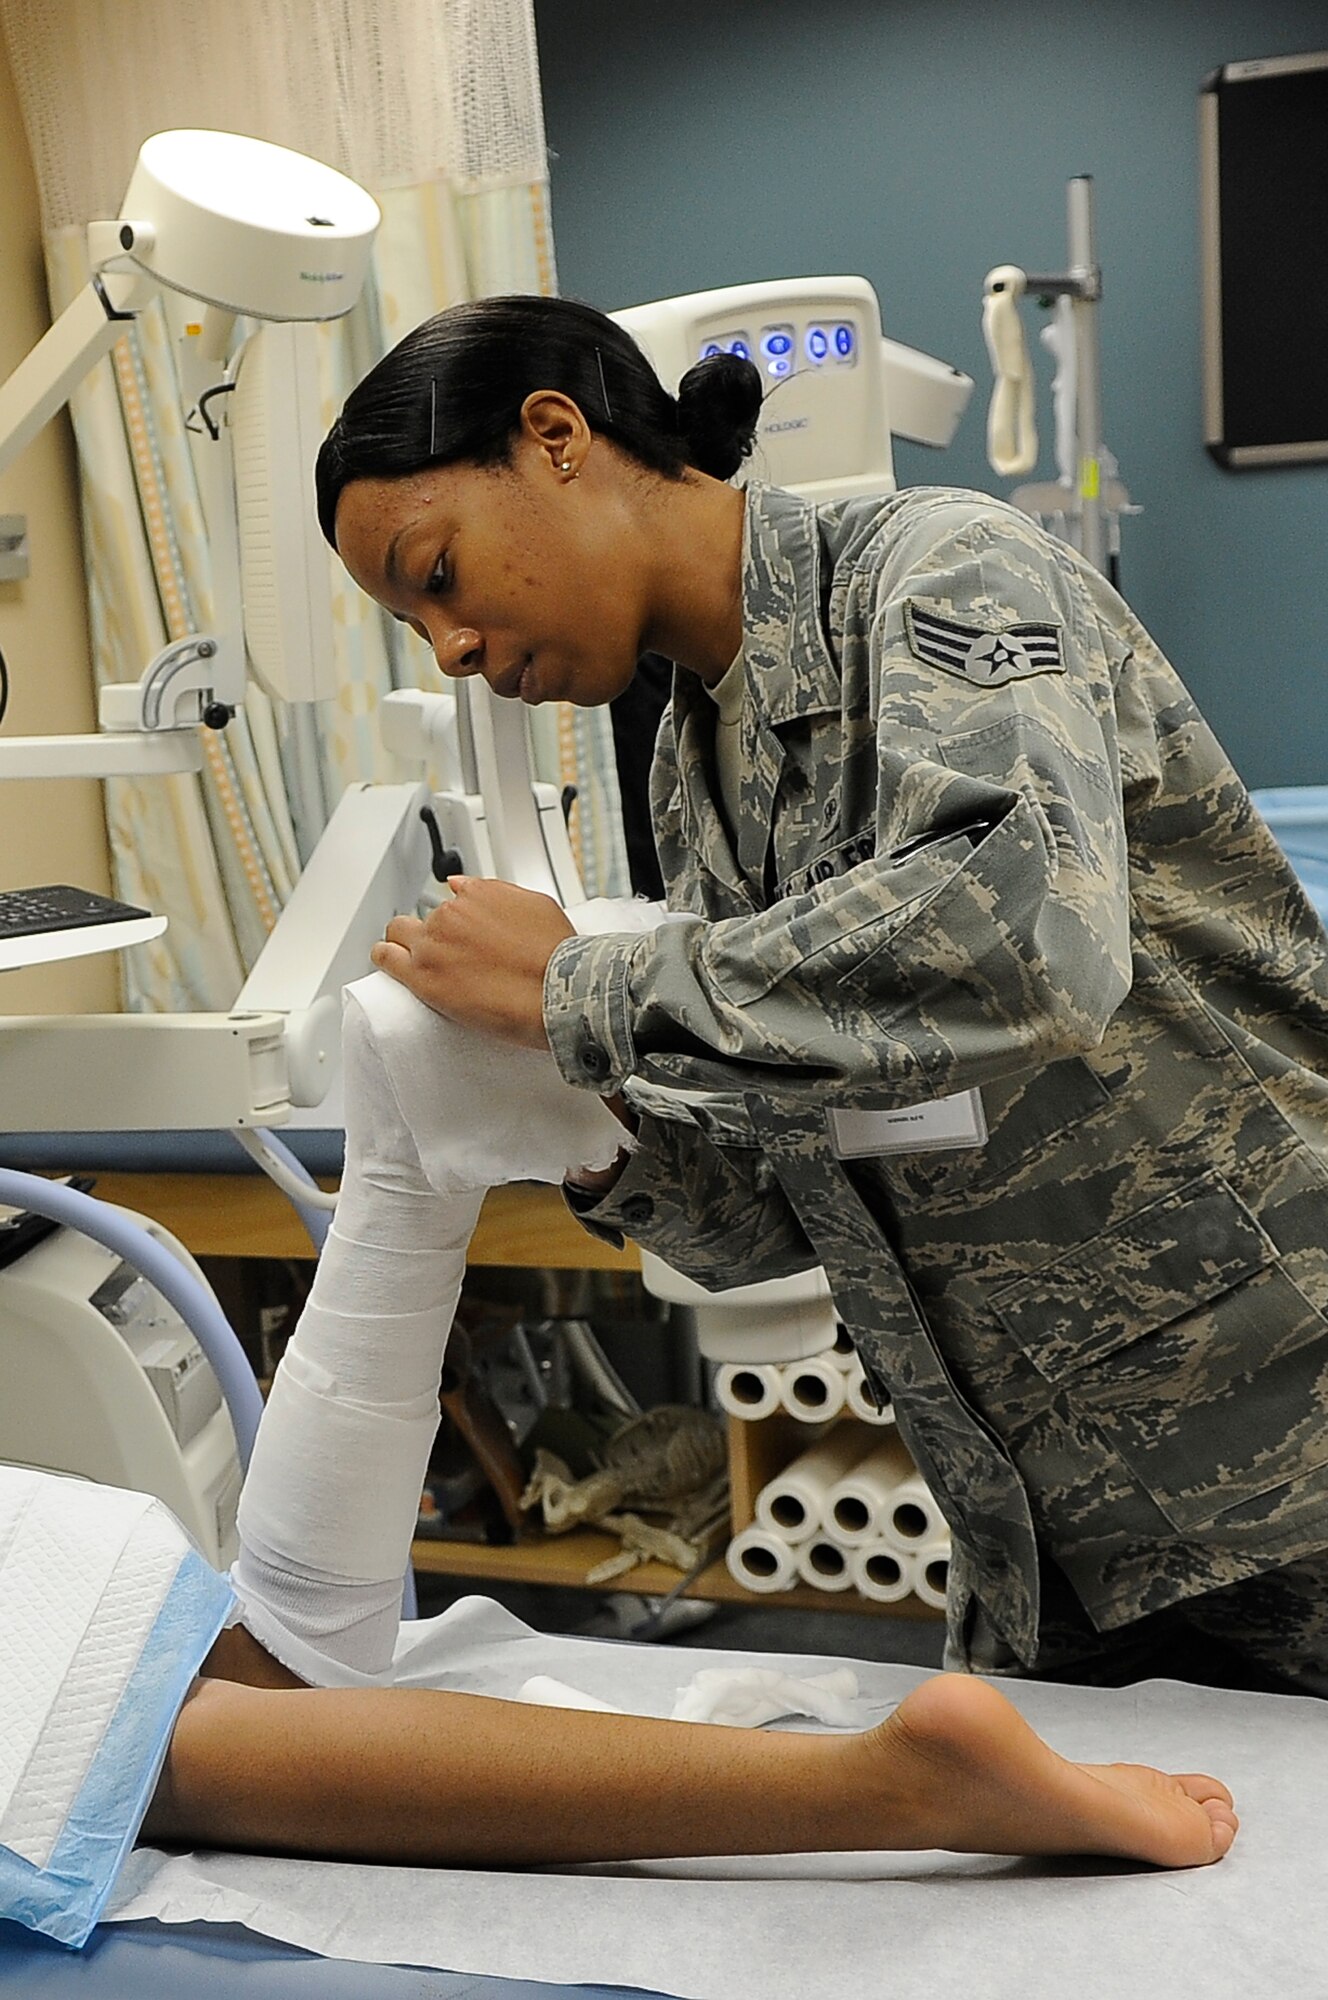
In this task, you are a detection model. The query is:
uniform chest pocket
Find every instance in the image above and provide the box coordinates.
[989,1171,1328,1531]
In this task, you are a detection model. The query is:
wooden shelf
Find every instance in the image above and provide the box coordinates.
[81,1167,937,1620]
[85,1173,640,1271]
[410,1524,940,1618]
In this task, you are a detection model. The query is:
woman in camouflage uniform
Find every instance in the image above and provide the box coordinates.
[317,295,1328,1702]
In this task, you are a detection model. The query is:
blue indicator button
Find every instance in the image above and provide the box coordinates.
[701,342,723,359]
[730,340,751,359]
[762,330,793,357]
[834,324,855,357]
[767,358,792,378]
[807,327,829,362]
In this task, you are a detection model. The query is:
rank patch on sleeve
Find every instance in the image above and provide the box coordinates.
[903,602,1065,687]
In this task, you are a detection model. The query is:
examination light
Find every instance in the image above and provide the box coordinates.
[0,130,380,774]
[0,130,378,480]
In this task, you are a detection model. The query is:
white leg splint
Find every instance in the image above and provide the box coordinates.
[233,970,636,1684]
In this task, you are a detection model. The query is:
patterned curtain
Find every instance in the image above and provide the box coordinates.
[5,0,630,1012]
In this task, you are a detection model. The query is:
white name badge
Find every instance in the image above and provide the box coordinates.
[828,1089,987,1158]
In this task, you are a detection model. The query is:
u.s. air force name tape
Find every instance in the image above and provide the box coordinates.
[903,601,1066,687]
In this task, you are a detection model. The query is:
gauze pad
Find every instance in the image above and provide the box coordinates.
[0,1465,234,1948]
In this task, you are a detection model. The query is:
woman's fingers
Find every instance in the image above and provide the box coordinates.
[367,880,573,1048]
[369,938,414,977]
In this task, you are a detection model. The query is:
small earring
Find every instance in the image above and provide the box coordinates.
[560,459,571,472]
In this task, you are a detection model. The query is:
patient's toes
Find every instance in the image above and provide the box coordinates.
[1177,1772,1235,1810]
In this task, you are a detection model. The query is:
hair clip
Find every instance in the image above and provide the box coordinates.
[595,345,613,423]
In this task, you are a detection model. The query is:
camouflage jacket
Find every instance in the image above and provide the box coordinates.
[543,482,1328,1667]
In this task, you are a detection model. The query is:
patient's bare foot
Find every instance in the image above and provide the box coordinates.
[856,1673,1237,1868]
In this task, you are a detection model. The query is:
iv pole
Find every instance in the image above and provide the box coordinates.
[983,175,1111,577]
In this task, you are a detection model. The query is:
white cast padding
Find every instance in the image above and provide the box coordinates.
[725,1525,799,1595]
[850,1542,913,1605]
[754,1425,877,1545]
[844,1363,895,1426]
[349,967,633,1195]
[234,947,642,1685]
[778,1355,847,1423]
[714,1363,783,1422]
[794,1534,855,1593]
[826,1433,915,1546]
[911,1545,952,1610]
[883,1476,949,1555]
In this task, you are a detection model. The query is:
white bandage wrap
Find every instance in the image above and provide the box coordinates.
[234,967,638,1685]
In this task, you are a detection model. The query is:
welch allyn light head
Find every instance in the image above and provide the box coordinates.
[99,128,381,323]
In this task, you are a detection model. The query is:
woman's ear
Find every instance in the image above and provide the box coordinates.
[520,390,589,479]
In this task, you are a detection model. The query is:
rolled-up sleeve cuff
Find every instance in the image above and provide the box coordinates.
[544,932,641,1095]
[562,1141,667,1250]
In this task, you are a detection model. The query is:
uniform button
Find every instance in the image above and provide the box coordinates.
[579,1042,611,1080]
[620,1194,655,1226]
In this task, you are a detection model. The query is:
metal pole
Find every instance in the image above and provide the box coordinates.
[1066,176,1107,574]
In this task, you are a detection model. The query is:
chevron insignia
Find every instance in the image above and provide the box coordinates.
[903,602,1065,687]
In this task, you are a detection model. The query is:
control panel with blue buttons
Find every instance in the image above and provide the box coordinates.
[612,278,894,501]
[699,318,859,378]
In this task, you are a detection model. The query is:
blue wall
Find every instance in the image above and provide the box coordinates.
[534,0,1328,788]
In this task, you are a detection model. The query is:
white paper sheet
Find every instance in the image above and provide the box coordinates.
[107,1597,1328,1999]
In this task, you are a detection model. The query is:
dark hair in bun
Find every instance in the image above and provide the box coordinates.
[675,351,764,481]
[315,293,764,547]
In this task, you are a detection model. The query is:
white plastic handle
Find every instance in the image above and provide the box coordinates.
[982,264,1038,477]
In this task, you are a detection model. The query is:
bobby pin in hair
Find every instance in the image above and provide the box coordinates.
[595,345,613,423]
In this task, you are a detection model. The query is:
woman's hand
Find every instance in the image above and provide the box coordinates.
[371,877,576,1048]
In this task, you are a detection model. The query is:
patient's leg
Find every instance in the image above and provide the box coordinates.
[232,992,483,1679]
[144,1669,1237,1870]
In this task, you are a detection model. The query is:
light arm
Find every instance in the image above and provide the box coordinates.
[0,273,142,477]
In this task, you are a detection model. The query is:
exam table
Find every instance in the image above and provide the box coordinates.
[0,1923,660,2000]
[3,1597,1326,2000]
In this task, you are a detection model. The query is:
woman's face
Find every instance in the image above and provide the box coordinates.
[333,425,648,709]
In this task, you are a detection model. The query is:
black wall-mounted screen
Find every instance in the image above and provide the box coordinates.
[1200,51,1328,468]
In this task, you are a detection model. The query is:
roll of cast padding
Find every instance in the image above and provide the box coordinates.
[754,1424,878,1544]
[794,1533,856,1593]
[778,1355,848,1423]
[849,1541,914,1604]
[844,1363,896,1426]
[883,1478,949,1555]
[715,1362,784,1423]
[826,1432,916,1546]
[911,1546,952,1610]
[725,1525,800,1595]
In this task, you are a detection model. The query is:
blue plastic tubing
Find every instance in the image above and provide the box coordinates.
[242,1127,333,1254]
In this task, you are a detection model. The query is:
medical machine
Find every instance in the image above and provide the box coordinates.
[606,278,974,1365]
[981,175,1135,580]
[615,273,971,501]
[0,1193,241,1565]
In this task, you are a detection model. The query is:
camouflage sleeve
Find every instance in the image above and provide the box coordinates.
[544,503,1134,1113]
[561,1107,820,1284]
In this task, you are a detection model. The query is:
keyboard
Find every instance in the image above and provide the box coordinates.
[0,884,154,940]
